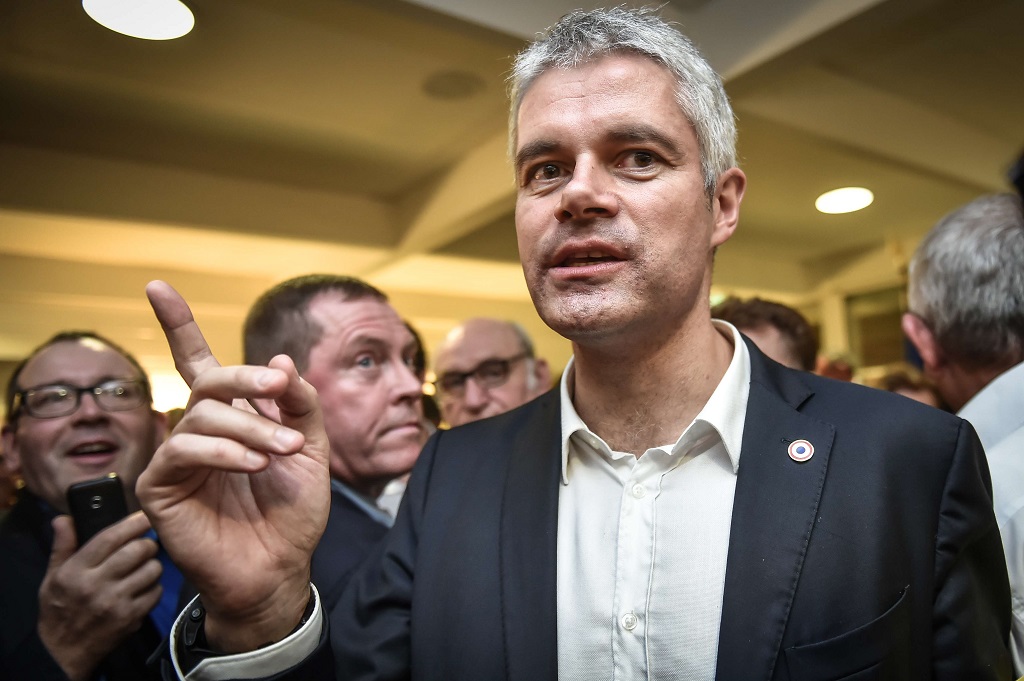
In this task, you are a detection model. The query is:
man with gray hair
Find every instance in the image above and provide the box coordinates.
[433,318,551,427]
[902,192,1024,672]
[140,7,1009,680]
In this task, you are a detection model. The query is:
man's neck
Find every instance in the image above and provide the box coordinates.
[571,320,734,456]
[947,360,1020,413]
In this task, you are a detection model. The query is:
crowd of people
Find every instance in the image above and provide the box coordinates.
[1,6,1022,681]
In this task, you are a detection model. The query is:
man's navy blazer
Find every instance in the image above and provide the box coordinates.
[291,340,1012,679]
[312,483,390,613]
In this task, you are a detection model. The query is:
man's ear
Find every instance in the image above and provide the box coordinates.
[711,168,746,249]
[530,359,552,397]
[901,313,944,372]
[2,425,21,474]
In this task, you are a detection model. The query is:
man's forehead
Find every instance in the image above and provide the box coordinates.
[438,322,522,370]
[310,296,410,344]
[20,340,135,385]
[515,54,677,145]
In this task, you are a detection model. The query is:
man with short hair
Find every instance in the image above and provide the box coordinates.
[902,192,1024,672]
[140,7,1010,680]
[433,318,551,427]
[711,296,817,371]
[242,274,426,608]
[0,331,175,681]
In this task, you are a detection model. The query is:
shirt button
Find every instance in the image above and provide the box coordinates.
[631,483,646,499]
[621,612,639,630]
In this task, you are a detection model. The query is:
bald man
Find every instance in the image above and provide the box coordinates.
[433,318,551,427]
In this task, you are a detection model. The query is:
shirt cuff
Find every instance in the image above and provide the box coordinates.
[170,584,323,681]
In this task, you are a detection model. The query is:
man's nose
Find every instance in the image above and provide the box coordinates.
[461,377,491,410]
[394,362,424,401]
[72,391,105,420]
[555,158,618,223]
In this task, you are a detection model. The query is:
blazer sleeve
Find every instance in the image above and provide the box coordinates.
[932,419,1012,679]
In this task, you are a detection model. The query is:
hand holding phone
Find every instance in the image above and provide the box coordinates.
[66,474,129,546]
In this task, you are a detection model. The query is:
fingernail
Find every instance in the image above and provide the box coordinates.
[257,370,275,387]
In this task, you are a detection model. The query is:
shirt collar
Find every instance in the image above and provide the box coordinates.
[330,477,394,528]
[559,320,751,484]
[957,360,1024,452]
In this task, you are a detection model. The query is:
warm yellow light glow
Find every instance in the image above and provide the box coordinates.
[150,372,191,412]
[83,0,194,41]
[815,187,874,214]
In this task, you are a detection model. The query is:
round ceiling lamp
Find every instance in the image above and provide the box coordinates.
[815,187,874,214]
[83,0,195,41]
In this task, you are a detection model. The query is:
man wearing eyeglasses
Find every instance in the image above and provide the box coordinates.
[0,331,174,681]
[433,319,551,427]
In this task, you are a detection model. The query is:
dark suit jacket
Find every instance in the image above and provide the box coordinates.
[312,484,390,612]
[0,490,164,681]
[218,340,1015,680]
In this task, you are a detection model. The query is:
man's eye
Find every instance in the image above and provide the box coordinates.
[32,389,68,406]
[356,356,377,369]
[477,362,507,380]
[625,151,656,168]
[531,164,561,181]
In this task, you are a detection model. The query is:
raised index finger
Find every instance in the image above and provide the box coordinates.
[146,280,221,387]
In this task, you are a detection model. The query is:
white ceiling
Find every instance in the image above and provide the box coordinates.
[1,0,1021,408]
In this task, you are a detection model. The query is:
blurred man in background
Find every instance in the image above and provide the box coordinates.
[711,296,817,371]
[0,331,174,681]
[433,318,551,427]
[243,275,426,608]
[903,192,1024,673]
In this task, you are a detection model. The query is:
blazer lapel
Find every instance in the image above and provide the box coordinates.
[716,345,836,681]
[499,390,562,681]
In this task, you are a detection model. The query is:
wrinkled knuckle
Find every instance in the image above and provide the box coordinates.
[212,437,240,463]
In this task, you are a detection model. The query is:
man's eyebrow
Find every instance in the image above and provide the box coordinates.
[514,140,561,174]
[606,126,682,157]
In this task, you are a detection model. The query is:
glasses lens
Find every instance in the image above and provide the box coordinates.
[437,373,466,396]
[95,380,146,411]
[475,360,511,388]
[24,386,74,418]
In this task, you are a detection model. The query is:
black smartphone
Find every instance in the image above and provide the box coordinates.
[66,474,129,546]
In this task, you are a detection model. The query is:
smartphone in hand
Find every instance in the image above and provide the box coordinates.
[66,474,129,546]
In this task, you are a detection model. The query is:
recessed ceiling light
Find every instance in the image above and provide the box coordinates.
[83,0,195,41]
[815,187,874,214]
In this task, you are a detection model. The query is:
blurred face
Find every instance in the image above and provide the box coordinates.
[434,320,548,427]
[301,295,425,496]
[514,53,744,348]
[741,324,802,371]
[2,340,164,513]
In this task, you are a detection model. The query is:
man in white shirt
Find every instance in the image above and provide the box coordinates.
[902,192,1024,674]
[137,7,1010,680]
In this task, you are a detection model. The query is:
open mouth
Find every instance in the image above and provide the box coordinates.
[561,251,620,267]
[68,442,117,458]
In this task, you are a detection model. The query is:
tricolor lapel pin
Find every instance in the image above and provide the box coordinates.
[788,439,814,462]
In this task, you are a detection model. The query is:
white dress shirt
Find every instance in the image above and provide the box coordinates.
[557,321,750,681]
[958,360,1024,675]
